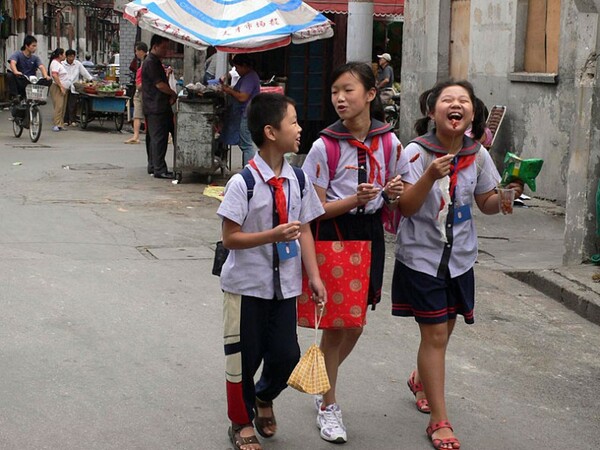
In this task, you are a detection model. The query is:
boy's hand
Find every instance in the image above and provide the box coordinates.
[356,183,380,206]
[309,278,326,306]
[384,175,404,200]
[273,221,301,242]
[427,154,454,180]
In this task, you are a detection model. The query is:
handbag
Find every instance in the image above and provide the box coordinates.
[212,241,229,276]
[298,221,371,329]
[287,307,331,395]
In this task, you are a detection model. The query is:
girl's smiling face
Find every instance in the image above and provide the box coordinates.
[331,71,376,122]
[430,85,474,137]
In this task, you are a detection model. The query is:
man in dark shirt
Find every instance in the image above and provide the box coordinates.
[7,35,51,100]
[142,34,177,178]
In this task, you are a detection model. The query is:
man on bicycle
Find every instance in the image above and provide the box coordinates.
[7,35,51,101]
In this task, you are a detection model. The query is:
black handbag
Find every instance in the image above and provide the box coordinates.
[212,241,229,276]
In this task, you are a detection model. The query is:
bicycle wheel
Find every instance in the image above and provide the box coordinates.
[114,113,124,131]
[13,117,24,138]
[79,98,89,129]
[29,105,42,142]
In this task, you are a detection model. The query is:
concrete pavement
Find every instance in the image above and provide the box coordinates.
[0,105,598,449]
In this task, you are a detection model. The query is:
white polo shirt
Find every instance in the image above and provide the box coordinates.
[395,141,500,278]
[50,60,70,89]
[217,154,325,299]
[302,121,406,214]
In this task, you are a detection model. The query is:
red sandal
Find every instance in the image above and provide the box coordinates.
[407,370,431,414]
[426,420,461,449]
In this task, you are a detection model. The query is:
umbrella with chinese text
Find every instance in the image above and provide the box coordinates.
[124,0,333,52]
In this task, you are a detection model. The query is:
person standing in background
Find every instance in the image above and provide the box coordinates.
[376,53,395,105]
[125,42,148,145]
[221,54,261,167]
[142,35,177,178]
[49,48,69,132]
[63,49,93,127]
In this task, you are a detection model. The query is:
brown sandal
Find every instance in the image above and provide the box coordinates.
[229,424,262,450]
[254,397,277,439]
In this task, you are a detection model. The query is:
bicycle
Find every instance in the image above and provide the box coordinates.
[10,77,50,143]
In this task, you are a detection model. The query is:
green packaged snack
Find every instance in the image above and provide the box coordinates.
[501,152,544,192]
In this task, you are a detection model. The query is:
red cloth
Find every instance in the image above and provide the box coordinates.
[248,160,288,224]
[347,135,383,187]
[435,153,477,212]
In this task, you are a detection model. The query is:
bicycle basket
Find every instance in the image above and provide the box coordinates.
[26,84,49,101]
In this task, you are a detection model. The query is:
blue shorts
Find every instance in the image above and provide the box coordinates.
[391,261,475,324]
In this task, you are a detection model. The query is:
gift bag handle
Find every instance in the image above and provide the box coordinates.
[315,219,344,242]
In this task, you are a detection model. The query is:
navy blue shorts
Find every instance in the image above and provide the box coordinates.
[391,261,475,324]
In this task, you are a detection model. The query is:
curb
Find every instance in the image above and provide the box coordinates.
[507,269,600,326]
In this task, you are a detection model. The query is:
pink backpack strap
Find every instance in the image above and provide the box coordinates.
[382,132,393,181]
[320,134,341,182]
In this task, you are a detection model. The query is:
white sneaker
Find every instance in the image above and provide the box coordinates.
[317,403,347,443]
[314,395,323,411]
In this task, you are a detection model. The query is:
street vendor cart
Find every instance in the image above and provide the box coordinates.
[173,93,226,184]
[77,93,129,131]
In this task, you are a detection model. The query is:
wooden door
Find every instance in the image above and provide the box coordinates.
[450,0,471,80]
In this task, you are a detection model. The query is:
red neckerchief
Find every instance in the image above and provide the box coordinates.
[248,159,288,224]
[435,152,477,211]
[347,135,383,186]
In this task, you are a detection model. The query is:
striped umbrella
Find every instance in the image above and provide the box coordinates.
[124,0,334,53]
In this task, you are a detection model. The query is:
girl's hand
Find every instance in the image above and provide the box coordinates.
[60,86,66,95]
[356,183,380,206]
[426,154,454,180]
[384,175,404,200]
[272,221,301,242]
[309,278,327,306]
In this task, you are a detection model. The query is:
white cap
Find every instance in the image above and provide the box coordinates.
[377,53,391,62]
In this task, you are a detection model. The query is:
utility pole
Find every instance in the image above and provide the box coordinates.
[346,0,374,63]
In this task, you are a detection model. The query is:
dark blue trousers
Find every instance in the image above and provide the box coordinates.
[224,294,300,425]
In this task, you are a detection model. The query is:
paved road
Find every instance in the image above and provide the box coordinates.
[0,105,598,449]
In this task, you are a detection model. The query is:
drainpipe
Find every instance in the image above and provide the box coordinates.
[346,0,374,63]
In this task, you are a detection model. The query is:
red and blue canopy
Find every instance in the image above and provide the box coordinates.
[124,0,334,52]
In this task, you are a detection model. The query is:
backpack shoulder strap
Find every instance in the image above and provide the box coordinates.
[320,135,341,181]
[291,166,306,198]
[239,167,255,201]
[382,132,393,180]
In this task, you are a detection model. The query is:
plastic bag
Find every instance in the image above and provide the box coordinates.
[501,152,544,192]
[168,72,177,92]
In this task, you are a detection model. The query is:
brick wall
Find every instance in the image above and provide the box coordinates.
[119,16,137,85]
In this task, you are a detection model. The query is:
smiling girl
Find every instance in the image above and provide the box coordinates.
[393,80,523,449]
[302,62,406,444]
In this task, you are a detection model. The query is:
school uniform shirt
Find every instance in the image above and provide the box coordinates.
[50,60,70,89]
[302,119,407,214]
[395,133,501,279]
[217,155,325,299]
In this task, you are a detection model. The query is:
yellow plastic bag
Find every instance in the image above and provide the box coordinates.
[287,307,330,395]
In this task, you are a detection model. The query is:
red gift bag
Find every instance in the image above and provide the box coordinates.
[298,225,371,329]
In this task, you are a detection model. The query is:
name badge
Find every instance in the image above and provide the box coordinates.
[453,204,472,224]
[276,241,298,260]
